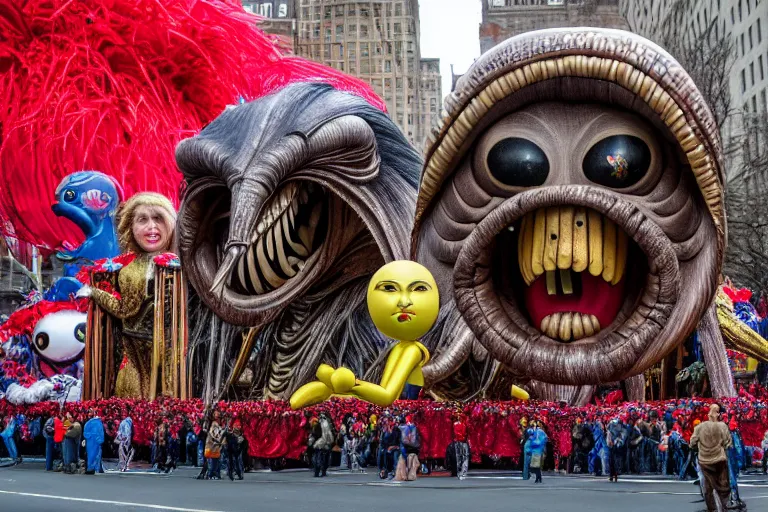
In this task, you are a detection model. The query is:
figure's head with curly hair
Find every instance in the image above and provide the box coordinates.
[117,193,176,255]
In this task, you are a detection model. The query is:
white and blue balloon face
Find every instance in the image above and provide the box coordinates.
[32,310,86,379]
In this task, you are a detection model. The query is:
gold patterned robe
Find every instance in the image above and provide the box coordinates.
[90,254,155,397]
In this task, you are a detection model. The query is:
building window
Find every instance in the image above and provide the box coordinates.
[313,24,320,38]
[324,46,330,59]
[384,60,392,73]
[749,26,753,50]
[335,5,343,16]
[349,24,356,35]
[759,19,763,43]
[761,55,765,81]
[349,46,356,59]
[361,61,370,73]
[741,33,745,56]
[731,6,735,25]
[324,6,331,18]
[314,5,321,18]
[361,43,369,57]
[762,89,767,113]
[738,0,742,22]
[361,25,368,37]
[349,62,357,75]
[325,28,331,42]
[395,2,403,16]
[742,68,747,92]
[394,22,401,35]
[751,62,755,86]
[336,25,344,38]
[752,95,757,112]
[348,5,356,16]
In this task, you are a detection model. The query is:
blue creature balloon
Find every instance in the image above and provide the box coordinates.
[52,171,121,276]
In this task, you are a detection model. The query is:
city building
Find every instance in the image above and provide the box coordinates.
[418,58,442,147]
[243,1,298,52]
[480,0,629,54]
[293,1,436,146]
[619,0,768,164]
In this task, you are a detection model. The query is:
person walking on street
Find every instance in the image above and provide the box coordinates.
[761,429,768,475]
[690,404,735,512]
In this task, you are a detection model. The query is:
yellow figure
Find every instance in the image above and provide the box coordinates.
[290,261,439,409]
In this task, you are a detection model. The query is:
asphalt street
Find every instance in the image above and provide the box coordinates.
[0,461,766,512]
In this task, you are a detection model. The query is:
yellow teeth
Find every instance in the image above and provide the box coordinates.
[539,312,601,342]
[518,207,629,287]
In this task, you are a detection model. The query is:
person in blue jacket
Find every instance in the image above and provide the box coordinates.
[588,419,610,476]
[528,421,548,483]
[83,412,105,475]
[0,415,20,465]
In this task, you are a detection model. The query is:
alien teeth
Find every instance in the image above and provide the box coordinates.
[540,312,600,342]
[518,206,629,287]
[233,183,325,295]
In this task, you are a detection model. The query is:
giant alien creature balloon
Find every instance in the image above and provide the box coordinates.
[176,83,420,400]
[412,28,725,394]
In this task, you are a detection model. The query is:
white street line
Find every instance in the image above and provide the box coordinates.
[0,490,226,512]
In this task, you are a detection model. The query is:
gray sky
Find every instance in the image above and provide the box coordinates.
[419,0,482,97]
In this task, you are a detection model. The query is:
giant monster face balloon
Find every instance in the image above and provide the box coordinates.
[176,83,420,398]
[413,28,725,386]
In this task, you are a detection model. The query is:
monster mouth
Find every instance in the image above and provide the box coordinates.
[230,181,328,295]
[515,206,634,342]
[453,186,680,384]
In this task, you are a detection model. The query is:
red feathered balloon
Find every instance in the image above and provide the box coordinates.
[0,0,383,253]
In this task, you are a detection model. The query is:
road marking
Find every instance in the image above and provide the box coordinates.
[0,490,226,512]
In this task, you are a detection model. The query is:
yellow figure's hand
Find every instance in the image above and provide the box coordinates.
[511,385,530,401]
[330,367,356,393]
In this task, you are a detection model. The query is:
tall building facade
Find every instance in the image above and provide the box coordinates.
[294,1,434,146]
[619,0,768,162]
[480,0,629,54]
[418,58,442,148]
[243,1,298,51]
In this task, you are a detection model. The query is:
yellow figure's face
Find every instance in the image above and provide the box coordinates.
[367,261,439,341]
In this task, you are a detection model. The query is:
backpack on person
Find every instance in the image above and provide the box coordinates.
[400,424,420,450]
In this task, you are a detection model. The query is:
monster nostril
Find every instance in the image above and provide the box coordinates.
[550,233,557,240]
[576,220,584,227]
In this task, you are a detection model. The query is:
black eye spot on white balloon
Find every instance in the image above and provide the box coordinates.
[583,135,651,188]
[35,332,50,352]
[487,137,549,187]
[75,323,86,343]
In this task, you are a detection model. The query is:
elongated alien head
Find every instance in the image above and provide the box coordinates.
[412,28,725,386]
[177,83,419,327]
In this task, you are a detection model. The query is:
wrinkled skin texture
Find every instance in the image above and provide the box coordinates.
[176,83,420,400]
[413,28,725,398]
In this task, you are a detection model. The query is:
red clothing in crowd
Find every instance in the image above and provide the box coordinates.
[453,421,467,442]
[53,417,66,443]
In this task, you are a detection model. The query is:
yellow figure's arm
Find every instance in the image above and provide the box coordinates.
[350,343,423,407]
[289,381,333,410]
[379,342,406,388]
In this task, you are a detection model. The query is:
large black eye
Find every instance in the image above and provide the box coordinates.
[74,323,86,343]
[63,189,76,202]
[35,332,50,351]
[583,135,651,188]
[486,138,549,187]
